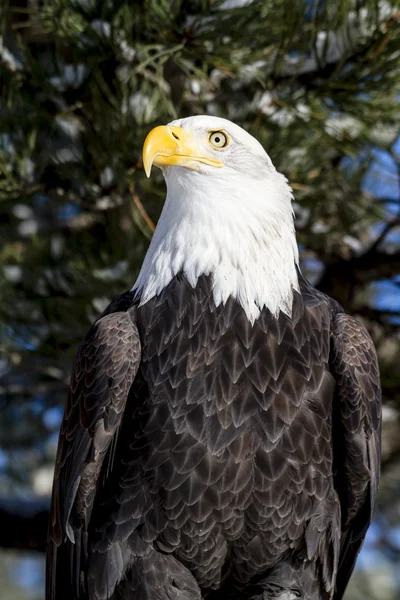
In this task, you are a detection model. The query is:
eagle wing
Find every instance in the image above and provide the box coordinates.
[46,307,141,600]
[330,313,381,599]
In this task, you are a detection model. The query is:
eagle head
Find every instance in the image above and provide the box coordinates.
[142,115,275,180]
[137,115,299,323]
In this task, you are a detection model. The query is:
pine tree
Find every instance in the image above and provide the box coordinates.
[1,1,400,597]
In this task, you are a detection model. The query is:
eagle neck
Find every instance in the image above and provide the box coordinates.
[133,170,300,323]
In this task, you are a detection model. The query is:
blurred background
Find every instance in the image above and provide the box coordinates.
[1,0,400,598]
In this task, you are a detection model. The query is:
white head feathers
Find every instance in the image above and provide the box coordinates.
[133,115,300,323]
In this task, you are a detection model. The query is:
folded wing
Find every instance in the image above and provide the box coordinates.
[330,313,381,599]
[46,307,141,600]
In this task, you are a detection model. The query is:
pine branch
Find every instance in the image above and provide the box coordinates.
[365,219,400,254]
[317,251,400,308]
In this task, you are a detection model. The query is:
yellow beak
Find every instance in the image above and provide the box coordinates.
[142,125,223,177]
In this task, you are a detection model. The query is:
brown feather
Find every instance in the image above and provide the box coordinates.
[46,274,381,600]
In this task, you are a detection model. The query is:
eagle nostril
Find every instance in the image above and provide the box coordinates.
[171,131,180,141]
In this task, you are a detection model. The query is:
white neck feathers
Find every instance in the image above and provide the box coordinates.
[133,167,299,324]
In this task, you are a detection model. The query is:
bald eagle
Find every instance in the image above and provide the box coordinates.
[47,116,381,600]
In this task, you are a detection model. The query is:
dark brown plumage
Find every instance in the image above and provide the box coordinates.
[46,273,381,600]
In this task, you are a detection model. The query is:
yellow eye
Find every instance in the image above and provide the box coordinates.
[209,131,228,148]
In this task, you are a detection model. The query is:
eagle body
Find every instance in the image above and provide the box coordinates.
[133,274,337,586]
[47,116,381,600]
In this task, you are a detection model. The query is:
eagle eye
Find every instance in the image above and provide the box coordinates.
[209,131,228,149]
